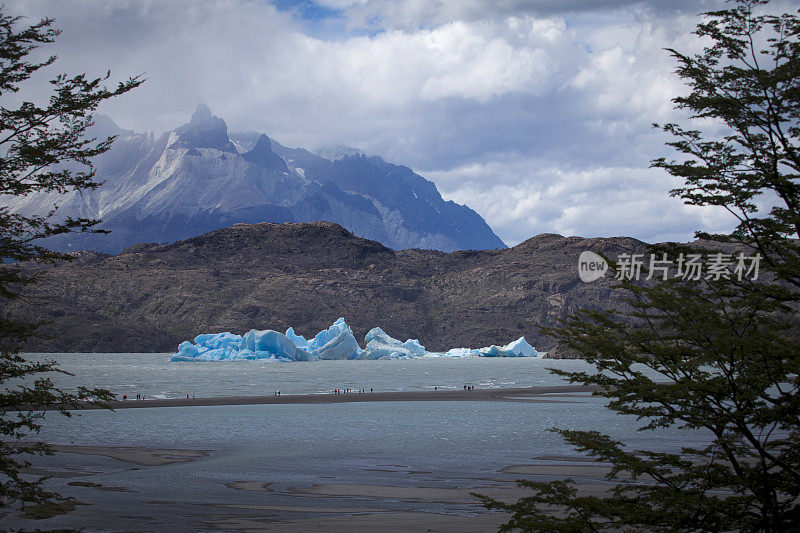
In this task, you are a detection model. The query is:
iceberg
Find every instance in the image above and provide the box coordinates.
[479,337,537,358]
[419,338,537,358]
[313,331,362,360]
[239,329,316,361]
[170,329,313,361]
[172,332,244,361]
[287,318,362,360]
[171,318,541,361]
[285,327,309,349]
[361,327,427,360]
[440,348,482,357]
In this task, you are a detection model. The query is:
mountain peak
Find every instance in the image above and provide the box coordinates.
[88,114,133,139]
[242,133,288,172]
[191,103,213,122]
[173,103,236,153]
[22,108,506,254]
[253,133,272,151]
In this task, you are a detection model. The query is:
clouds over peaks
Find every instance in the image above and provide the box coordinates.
[8,0,771,245]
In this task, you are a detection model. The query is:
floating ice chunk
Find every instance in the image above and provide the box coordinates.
[285,327,308,349]
[503,337,537,357]
[403,339,426,357]
[240,329,316,361]
[313,328,362,360]
[479,345,516,357]
[171,332,244,361]
[442,347,482,357]
[425,338,537,358]
[361,327,397,359]
[479,337,538,357]
[310,318,352,351]
[173,340,200,360]
[287,318,361,360]
[171,319,539,362]
[361,327,427,360]
[364,327,385,344]
[195,332,242,352]
[170,329,314,361]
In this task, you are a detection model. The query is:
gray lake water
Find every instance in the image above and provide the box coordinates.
[28,353,705,459]
[30,352,595,399]
[8,355,712,531]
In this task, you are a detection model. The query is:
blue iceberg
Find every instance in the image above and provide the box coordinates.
[172,332,244,361]
[479,337,537,357]
[171,329,313,361]
[287,318,362,360]
[239,329,316,361]
[171,318,541,361]
[438,348,482,358]
[361,327,427,360]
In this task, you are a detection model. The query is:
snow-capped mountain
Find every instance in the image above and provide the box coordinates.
[5,104,506,253]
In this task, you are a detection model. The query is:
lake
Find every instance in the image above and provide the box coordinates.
[31,352,595,399]
[5,355,709,531]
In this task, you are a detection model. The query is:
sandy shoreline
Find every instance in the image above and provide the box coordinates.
[84,384,597,410]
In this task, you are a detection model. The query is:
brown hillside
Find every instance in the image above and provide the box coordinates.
[7,221,643,353]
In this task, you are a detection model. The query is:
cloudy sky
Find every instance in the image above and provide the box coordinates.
[7,0,793,245]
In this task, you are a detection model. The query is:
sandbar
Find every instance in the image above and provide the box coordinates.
[208,511,510,533]
[84,384,598,411]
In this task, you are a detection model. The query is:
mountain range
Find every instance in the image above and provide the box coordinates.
[4,104,505,254]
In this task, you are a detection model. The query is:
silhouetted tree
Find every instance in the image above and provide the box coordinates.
[0,9,142,509]
[479,1,800,531]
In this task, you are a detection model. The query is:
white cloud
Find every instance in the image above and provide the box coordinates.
[325,0,713,32]
[432,160,738,245]
[4,0,760,245]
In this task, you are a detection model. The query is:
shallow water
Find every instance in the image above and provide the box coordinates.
[24,354,698,462]
[9,356,713,531]
[37,399,708,476]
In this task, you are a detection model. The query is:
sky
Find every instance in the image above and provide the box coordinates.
[6,0,793,245]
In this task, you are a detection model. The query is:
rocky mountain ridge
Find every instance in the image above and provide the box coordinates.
[7,221,644,354]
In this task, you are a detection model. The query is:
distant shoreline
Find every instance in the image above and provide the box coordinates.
[78,385,598,410]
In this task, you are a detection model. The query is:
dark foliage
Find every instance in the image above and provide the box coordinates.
[0,9,141,508]
[478,1,800,531]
